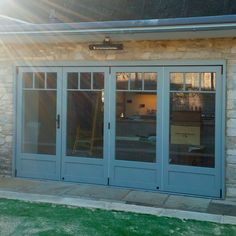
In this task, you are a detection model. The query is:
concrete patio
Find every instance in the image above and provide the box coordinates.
[0,177,235,224]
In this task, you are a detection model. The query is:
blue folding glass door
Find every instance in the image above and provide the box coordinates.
[61,67,109,184]
[16,67,62,179]
[16,65,223,198]
[109,67,163,190]
[163,66,222,197]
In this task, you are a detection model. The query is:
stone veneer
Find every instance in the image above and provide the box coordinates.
[0,38,235,199]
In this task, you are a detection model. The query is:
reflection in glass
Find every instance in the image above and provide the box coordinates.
[23,72,33,88]
[93,72,104,89]
[22,90,56,155]
[35,72,45,89]
[185,73,199,91]
[144,73,157,90]
[170,73,184,91]
[66,91,104,158]
[80,73,91,89]
[201,73,216,91]
[116,91,156,162]
[47,73,57,89]
[116,73,128,90]
[169,92,215,168]
[130,73,142,90]
[67,73,78,89]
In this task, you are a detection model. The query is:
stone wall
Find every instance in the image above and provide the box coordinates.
[0,64,13,176]
[0,38,235,198]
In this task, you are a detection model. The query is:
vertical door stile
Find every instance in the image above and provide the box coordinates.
[158,66,165,191]
[61,67,67,180]
[106,67,111,181]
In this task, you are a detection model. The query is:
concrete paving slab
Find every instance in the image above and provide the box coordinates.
[208,202,236,217]
[63,184,130,201]
[164,195,211,212]
[122,190,168,207]
[0,177,43,191]
[18,181,77,196]
[213,199,236,206]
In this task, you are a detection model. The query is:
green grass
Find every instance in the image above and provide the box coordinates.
[0,198,235,236]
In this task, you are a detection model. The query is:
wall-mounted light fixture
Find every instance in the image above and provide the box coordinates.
[89,37,123,50]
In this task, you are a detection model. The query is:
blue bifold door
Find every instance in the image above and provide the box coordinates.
[16,65,223,198]
[61,67,109,184]
[16,67,62,180]
[109,67,163,190]
[163,66,223,197]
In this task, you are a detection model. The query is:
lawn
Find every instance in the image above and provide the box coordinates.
[0,199,235,236]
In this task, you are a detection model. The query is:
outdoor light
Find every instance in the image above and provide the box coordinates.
[89,37,123,50]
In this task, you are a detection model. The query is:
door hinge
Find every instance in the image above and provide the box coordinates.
[108,122,110,130]
[107,177,110,185]
[221,66,223,75]
[220,189,222,198]
[15,169,17,177]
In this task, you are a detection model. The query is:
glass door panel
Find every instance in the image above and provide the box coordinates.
[22,72,57,155]
[115,72,157,163]
[169,72,216,167]
[66,72,104,159]
[116,91,157,163]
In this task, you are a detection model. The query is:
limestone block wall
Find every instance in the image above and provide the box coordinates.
[0,38,235,198]
[0,64,13,176]
[226,60,236,198]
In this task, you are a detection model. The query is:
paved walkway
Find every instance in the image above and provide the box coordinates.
[0,177,235,224]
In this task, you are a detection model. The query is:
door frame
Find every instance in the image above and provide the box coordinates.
[14,60,226,198]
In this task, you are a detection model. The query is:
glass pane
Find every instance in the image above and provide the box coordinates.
[116,73,128,90]
[22,72,33,89]
[93,72,104,89]
[144,73,157,90]
[66,91,104,158]
[169,92,215,168]
[47,73,57,89]
[67,73,78,89]
[22,90,56,155]
[35,72,45,89]
[201,73,216,91]
[116,91,156,162]
[170,73,184,91]
[185,73,200,91]
[130,72,142,90]
[80,73,91,89]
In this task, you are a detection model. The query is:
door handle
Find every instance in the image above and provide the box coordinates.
[56,114,60,129]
